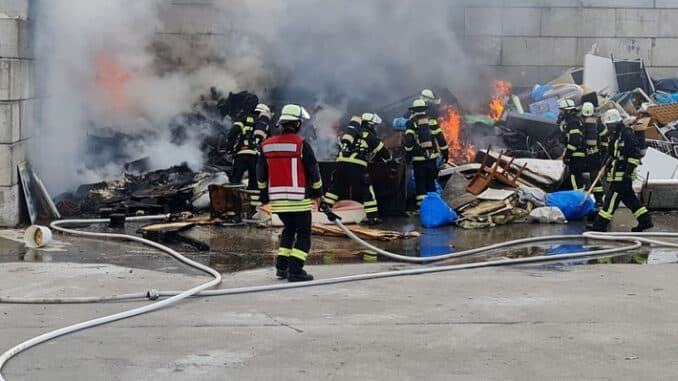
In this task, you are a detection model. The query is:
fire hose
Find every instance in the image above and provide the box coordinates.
[2,216,678,381]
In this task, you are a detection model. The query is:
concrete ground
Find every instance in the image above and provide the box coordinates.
[1,211,678,380]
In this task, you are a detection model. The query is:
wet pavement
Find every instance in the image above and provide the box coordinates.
[1,209,677,274]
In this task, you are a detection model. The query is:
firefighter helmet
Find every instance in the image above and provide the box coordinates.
[254,103,271,115]
[603,109,622,125]
[361,113,383,126]
[420,89,441,105]
[558,99,576,110]
[278,104,310,124]
[581,102,595,117]
[409,99,428,110]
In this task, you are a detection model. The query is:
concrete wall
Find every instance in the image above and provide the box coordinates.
[454,0,678,86]
[0,0,33,226]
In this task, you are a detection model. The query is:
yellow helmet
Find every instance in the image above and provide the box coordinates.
[361,113,383,125]
[409,99,428,110]
[278,104,310,124]
[558,99,576,110]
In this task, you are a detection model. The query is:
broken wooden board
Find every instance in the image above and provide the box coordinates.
[648,104,678,126]
[461,199,511,217]
[139,222,196,233]
[311,224,420,241]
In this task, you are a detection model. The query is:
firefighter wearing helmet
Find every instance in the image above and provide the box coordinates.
[580,101,608,205]
[225,103,273,216]
[403,99,449,207]
[257,104,323,282]
[558,99,587,192]
[321,112,392,225]
[590,109,653,232]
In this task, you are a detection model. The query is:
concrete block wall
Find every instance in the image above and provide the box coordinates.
[455,0,678,86]
[0,0,33,226]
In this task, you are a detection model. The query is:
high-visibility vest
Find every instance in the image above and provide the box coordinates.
[261,134,307,201]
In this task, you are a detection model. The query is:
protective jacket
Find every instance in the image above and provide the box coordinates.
[606,123,642,183]
[403,112,448,162]
[337,120,391,167]
[226,114,271,155]
[560,114,586,160]
[257,132,323,213]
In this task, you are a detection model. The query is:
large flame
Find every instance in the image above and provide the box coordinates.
[439,104,475,163]
[488,80,512,121]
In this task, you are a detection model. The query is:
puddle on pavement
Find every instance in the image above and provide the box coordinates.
[1,212,677,273]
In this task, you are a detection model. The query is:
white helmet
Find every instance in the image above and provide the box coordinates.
[409,99,428,110]
[278,104,310,124]
[581,102,595,117]
[603,109,622,125]
[420,89,441,105]
[558,99,576,111]
[361,113,383,126]
[254,103,271,115]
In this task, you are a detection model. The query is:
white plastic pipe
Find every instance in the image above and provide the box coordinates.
[0,216,222,381]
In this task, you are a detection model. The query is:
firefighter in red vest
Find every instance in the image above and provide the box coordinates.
[257,104,323,282]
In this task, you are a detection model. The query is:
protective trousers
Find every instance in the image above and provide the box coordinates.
[587,152,605,205]
[597,181,649,223]
[276,211,312,266]
[323,163,379,218]
[413,160,439,207]
[568,157,587,192]
[230,154,260,209]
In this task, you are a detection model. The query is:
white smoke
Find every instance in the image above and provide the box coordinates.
[31,0,482,194]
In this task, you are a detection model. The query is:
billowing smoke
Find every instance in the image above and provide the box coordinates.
[31,0,483,194]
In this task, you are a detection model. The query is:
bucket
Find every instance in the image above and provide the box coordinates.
[24,225,53,248]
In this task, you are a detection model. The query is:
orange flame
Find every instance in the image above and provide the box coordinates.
[439,105,476,163]
[95,53,130,113]
[488,80,512,121]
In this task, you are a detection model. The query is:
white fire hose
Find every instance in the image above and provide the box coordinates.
[1,215,678,381]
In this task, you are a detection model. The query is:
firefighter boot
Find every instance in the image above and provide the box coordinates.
[288,257,314,282]
[275,256,288,279]
[361,215,382,226]
[632,213,654,233]
[589,216,609,232]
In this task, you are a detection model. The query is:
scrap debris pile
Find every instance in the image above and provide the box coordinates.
[430,48,678,229]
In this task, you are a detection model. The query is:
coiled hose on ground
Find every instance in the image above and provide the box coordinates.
[1,215,677,381]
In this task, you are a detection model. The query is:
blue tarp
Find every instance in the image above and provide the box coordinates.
[655,93,678,105]
[545,191,595,221]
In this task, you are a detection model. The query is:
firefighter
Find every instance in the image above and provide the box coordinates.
[558,99,587,191]
[420,88,442,121]
[581,102,607,205]
[225,103,273,216]
[403,99,449,207]
[321,113,392,225]
[257,104,323,282]
[590,109,653,232]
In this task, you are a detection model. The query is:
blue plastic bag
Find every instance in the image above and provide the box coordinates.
[545,191,595,221]
[420,192,458,228]
[392,117,408,131]
[531,84,551,102]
